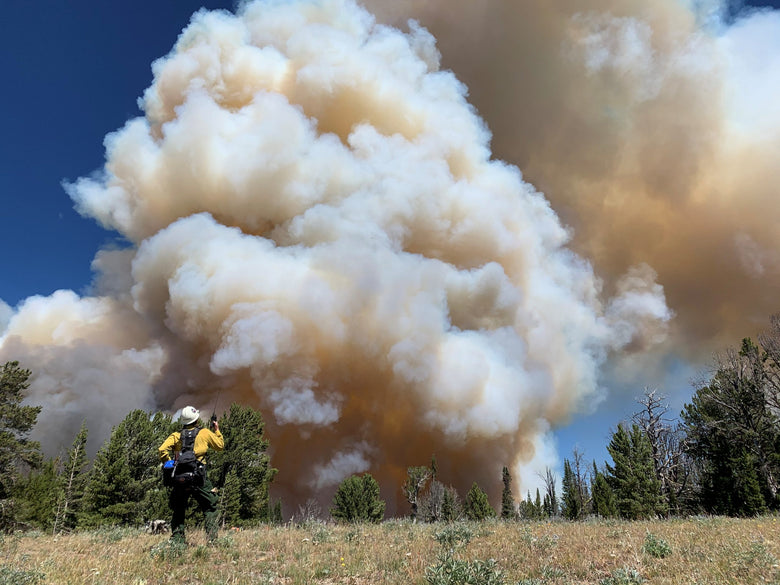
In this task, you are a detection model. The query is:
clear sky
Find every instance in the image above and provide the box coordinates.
[2,0,779,488]
[1,0,236,307]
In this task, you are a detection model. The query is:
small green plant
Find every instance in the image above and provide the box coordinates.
[434,523,473,550]
[425,555,504,585]
[310,522,332,544]
[600,567,644,585]
[427,522,504,584]
[0,566,44,585]
[344,526,362,543]
[149,539,187,561]
[643,532,672,558]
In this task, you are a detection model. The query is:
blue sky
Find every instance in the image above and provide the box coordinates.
[1,1,236,307]
[2,0,779,482]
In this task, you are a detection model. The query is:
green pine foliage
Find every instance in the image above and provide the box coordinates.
[591,461,618,518]
[13,458,60,532]
[0,361,43,530]
[606,424,666,520]
[80,410,176,527]
[54,422,89,532]
[682,338,780,515]
[207,402,277,525]
[219,468,242,528]
[330,473,385,523]
[500,467,515,520]
[561,459,581,520]
[464,482,495,521]
[0,362,42,498]
[440,485,460,522]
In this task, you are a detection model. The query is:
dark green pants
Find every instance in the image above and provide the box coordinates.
[169,476,219,543]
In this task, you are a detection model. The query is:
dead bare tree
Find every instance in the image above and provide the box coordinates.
[633,387,692,514]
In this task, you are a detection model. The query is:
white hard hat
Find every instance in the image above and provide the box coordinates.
[180,406,200,425]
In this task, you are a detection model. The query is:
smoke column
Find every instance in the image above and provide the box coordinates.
[0,0,674,508]
[365,0,780,358]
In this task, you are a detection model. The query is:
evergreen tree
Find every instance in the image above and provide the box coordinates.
[606,423,665,519]
[440,485,460,522]
[463,482,495,521]
[54,422,89,533]
[561,459,581,520]
[534,488,543,519]
[219,468,242,528]
[208,403,277,525]
[500,466,515,520]
[330,473,385,523]
[14,458,60,532]
[591,461,617,518]
[80,410,176,526]
[0,361,42,530]
[682,338,780,515]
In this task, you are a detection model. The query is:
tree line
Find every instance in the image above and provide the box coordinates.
[0,364,278,533]
[1,316,780,531]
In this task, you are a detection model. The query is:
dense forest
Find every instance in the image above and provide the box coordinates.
[2,315,780,533]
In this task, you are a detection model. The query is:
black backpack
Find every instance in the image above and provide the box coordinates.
[164,427,206,488]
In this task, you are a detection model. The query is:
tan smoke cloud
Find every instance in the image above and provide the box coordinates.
[0,0,677,509]
[364,0,780,356]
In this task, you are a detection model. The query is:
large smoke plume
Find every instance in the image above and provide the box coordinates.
[16,0,776,510]
[366,0,780,356]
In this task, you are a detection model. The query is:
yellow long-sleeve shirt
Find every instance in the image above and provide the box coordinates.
[159,426,224,464]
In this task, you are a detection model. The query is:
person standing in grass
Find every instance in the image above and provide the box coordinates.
[159,405,224,544]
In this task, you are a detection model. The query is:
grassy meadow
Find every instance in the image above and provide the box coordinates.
[1,516,778,584]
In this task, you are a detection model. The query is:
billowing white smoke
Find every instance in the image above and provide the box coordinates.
[363,0,780,358]
[0,0,671,507]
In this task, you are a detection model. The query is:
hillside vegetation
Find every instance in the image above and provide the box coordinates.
[1,516,778,585]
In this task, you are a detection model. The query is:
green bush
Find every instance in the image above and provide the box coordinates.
[330,474,385,523]
[425,555,504,585]
[434,523,473,550]
[643,532,672,558]
[600,567,644,585]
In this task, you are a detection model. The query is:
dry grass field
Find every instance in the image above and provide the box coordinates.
[1,516,778,584]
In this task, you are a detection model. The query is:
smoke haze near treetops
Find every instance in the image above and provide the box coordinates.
[2,0,775,508]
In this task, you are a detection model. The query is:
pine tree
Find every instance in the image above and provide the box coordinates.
[591,461,617,518]
[0,361,43,529]
[606,424,665,519]
[682,337,780,515]
[440,485,459,522]
[464,482,495,521]
[534,488,543,519]
[330,473,385,523]
[208,403,277,525]
[500,466,515,520]
[54,422,89,533]
[219,468,242,528]
[561,459,581,520]
[14,458,60,531]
